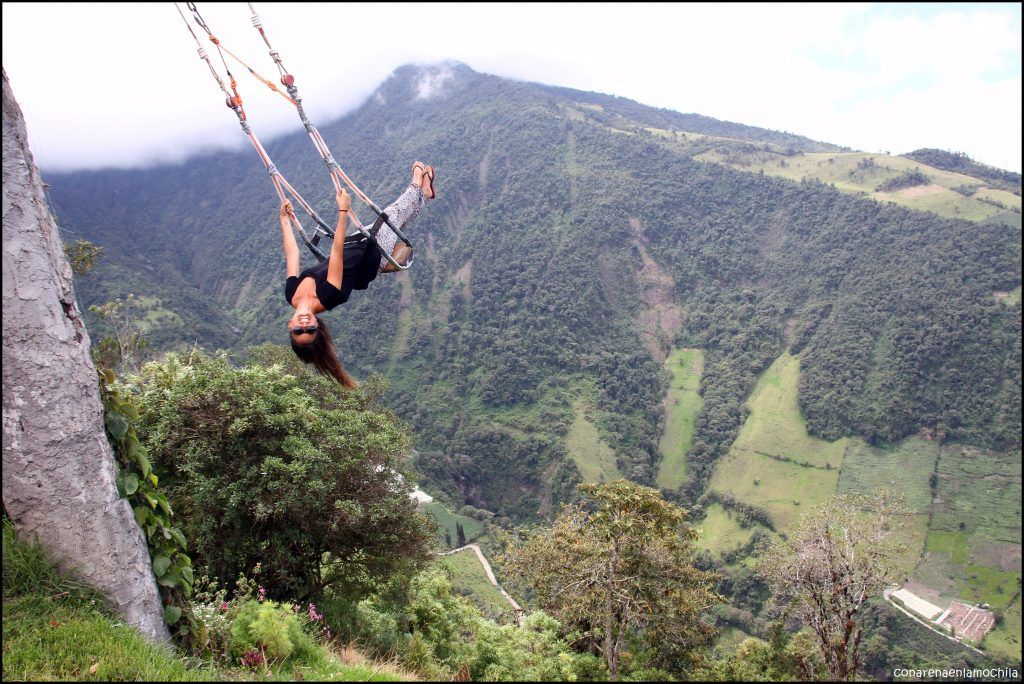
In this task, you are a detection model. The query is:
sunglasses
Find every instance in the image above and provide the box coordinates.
[290,325,318,336]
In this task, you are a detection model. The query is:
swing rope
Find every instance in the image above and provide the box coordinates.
[243,3,415,269]
[177,2,332,260]
[177,3,415,270]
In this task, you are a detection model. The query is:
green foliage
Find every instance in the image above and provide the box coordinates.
[902,148,1021,194]
[355,565,601,680]
[875,168,930,192]
[97,367,192,635]
[229,600,314,662]
[504,480,721,678]
[64,237,103,277]
[129,348,433,601]
[695,625,825,681]
[3,518,406,681]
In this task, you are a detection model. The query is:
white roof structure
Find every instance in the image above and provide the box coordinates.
[892,588,944,621]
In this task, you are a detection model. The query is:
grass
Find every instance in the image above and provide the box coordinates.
[566,397,622,483]
[931,446,1022,544]
[709,352,843,533]
[2,517,216,682]
[2,518,409,682]
[692,504,762,558]
[837,437,939,513]
[926,531,971,565]
[436,551,514,622]
[657,348,704,490]
[983,594,1022,661]
[423,501,485,549]
[691,148,1015,223]
[959,566,1020,613]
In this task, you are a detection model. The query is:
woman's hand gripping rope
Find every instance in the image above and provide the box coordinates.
[335,188,351,213]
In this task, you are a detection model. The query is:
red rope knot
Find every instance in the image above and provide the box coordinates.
[209,35,220,45]
[281,74,295,87]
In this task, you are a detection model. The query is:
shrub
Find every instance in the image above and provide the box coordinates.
[230,600,313,662]
[130,349,433,601]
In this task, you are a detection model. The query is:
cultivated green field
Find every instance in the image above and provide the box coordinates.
[693,503,762,558]
[930,447,1022,544]
[657,348,704,490]
[424,500,485,549]
[709,353,844,533]
[691,148,1016,223]
[437,550,515,621]
[909,446,1022,656]
[984,595,1022,661]
[926,531,970,565]
[566,398,622,483]
[837,437,939,511]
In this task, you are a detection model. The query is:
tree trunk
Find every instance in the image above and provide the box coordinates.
[1,68,170,644]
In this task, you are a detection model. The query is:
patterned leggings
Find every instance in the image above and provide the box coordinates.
[371,183,425,271]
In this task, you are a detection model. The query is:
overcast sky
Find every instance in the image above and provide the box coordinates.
[3,2,1021,173]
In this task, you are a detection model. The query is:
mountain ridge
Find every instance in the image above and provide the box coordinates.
[48,62,1021,520]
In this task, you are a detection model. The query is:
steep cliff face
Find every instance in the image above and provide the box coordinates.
[2,69,170,644]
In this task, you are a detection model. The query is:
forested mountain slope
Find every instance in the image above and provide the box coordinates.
[49,62,1021,520]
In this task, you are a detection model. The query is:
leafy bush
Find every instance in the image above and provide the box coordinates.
[129,348,433,601]
[875,168,930,192]
[355,565,604,680]
[230,600,315,662]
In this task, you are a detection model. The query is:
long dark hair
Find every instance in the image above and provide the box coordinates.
[290,315,358,389]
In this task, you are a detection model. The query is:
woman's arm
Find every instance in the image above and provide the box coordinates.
[281,200,301,278]
[325,189,351,289]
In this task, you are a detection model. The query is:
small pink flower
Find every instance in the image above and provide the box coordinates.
[292,603,300,613]
[257,586,266,602]
[220,602,229,612]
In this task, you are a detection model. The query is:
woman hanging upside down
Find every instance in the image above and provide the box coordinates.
[281,162,435,388]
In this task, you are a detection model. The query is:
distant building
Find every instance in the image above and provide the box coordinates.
[936,600,996,642]
[892,588,943,620]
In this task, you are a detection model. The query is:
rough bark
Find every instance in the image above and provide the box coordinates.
[2,68,170,643]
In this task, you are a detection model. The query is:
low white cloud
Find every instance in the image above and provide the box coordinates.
[415,63,455,100]
[2,2,1019,173]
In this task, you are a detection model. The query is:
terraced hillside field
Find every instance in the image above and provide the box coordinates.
[912,446,1022,659]
[688,147,1021,227]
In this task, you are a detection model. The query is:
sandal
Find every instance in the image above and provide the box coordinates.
[421,165,436,199]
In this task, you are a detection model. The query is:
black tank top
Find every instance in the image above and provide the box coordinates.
[284,238,379,310]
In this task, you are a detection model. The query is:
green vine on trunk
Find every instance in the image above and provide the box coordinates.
[98,367,193,635]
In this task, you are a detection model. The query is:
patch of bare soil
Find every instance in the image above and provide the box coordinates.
[628,217,683,362]
[971,538,1023,572]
